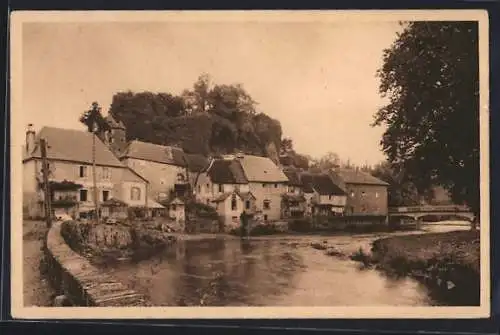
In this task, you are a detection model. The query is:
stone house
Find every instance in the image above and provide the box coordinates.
[236,154,289,222]
[22,126,150,219]
[100,114,208,202]
[300,173,348,216]
[194,158,257,226]
[329,168,389,216]
[212,191,248,230]
[118,140,189,203]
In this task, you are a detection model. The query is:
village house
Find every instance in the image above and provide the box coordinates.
[281,168,307,218]
[300,173,348,216]
[329,168,389,217]
[117,140,188,203]
[194,158,257,227]
[236,154,289,222]
[100,115,208,204]
[22,125,152,220]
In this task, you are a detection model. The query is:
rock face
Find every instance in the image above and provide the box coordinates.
[60,221,176,259]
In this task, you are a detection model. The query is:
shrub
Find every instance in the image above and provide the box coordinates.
[288,218,313,232]
[186,201,219,220]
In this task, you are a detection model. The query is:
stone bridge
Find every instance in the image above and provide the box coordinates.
[388,205,476,222]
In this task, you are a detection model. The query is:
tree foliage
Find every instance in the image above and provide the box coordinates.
[373,21,479,215]
[108,74,284,157]
[79,102,110,133]
[370,162,420,206]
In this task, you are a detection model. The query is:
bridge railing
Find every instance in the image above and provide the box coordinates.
[388,205,471,213]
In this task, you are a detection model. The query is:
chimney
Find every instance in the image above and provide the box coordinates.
[26,123,35,154]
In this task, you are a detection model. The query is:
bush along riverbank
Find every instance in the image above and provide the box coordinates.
[351,230,480,306]
[60,220,177,263]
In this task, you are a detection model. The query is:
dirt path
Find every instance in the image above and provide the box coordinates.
[23,220,55,307]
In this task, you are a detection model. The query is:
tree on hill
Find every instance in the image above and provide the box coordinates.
[373,21,479,216]
[79,102,109,133]
[107,75,283,158]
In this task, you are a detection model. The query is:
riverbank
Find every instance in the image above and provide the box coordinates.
[354,230,480,306]
[23,220,55,306]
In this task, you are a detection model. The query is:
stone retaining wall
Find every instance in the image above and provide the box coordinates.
[45,221,151,306]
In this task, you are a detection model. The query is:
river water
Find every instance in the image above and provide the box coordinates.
[94,233,443,307]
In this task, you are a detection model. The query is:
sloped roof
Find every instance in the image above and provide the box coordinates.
[120,140,186,166]
[237,155,289,183]
[212,192,243,203]
[236,191,256,201]
[207,159,248,184]
[333,168,389,186]
[184,153,210,173]
[23,126,125,167]
[300,173,346,196]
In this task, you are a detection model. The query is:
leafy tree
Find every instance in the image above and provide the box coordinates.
[370,162,420,206]
[310,152,341,171]
[107,74,283,158]
[373,21,479,215]
[280,137,294,154]
[79,102,109,133]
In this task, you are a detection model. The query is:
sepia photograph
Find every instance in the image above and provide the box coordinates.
[10,10,489,319]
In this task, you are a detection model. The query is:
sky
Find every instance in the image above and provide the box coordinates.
[22,19,403,166]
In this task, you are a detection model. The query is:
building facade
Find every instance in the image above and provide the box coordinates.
[330,168,389,216]
[194,158,257,226]
[119,140,188,202]
[22,126,149,219]
[237,154,289,221]
[300,173,348,216]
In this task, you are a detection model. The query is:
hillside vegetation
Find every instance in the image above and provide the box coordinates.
[108,75,283,161]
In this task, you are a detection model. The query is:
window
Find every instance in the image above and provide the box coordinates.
[130,187,141,201]
[218,184,223,193]
[350,191,355,197]
[231,195,237,211]
[79,189,88,202]
[375,192,379,198]
[361,191,366,198]
[102,190,110,202]
[206,183,210,189]
[197,185,201,193]
[274,184,278,188]
[246,200,250,209]
[262,183,266,188]
[329,195,332,200]
[263,200,270,210]
[102,167,111,180]
[171,204,177,211]
[264,214,268,221]
[79,166,88,178]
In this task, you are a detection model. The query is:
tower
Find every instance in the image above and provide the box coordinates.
[105,114,127,156]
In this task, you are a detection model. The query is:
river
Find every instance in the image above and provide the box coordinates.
[92,229,457,307]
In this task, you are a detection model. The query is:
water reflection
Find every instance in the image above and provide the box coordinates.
[94,237,433,306]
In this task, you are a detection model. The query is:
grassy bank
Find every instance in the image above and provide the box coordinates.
[363,230,480,306]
